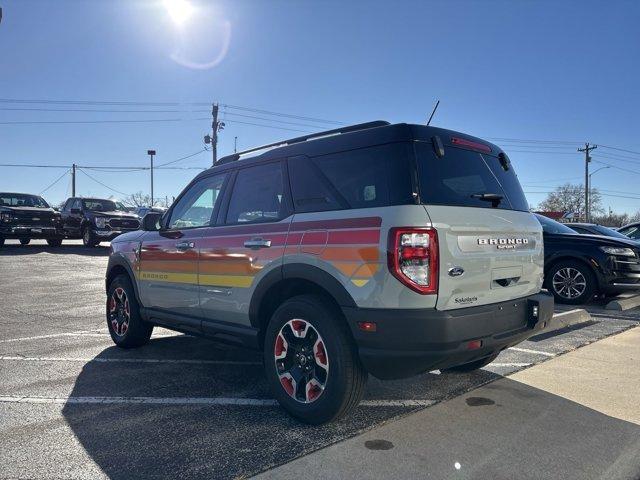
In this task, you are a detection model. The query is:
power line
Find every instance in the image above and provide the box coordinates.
[156,149,206,167]
[486,137,583,145]
[223,118,312,133]
[222,103,344,126]
[77,168,131,197]
[598,144,640,157]
[593,160,640,177]
[39,169,69,195]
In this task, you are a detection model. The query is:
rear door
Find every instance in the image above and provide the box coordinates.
[415,141,544,310]
[198,161,291,330]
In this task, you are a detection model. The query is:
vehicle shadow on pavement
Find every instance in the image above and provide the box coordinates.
[0,244,110,256]
[58,335,507,479]
[58,340,640,480]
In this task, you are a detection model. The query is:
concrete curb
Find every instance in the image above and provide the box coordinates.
[545,308,592,333]
[605,294,640,311]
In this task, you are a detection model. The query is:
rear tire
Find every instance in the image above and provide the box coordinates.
[263,294,367,424]
[444,353,499,373]
[106,274,153,348]
[19,238,30,246]
[47,239,63,247]
[545,260,596,305]
[82,227,98,247]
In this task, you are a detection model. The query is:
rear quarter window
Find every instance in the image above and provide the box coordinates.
[288,143,414,213]
[416,142,529,212]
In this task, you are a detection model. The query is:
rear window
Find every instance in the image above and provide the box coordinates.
[288,143,414,213]
[415,143,530,211]
[0,193,49,208]
[536,214,577,234]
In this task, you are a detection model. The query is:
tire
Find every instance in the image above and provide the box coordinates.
[0,237,4,247]
[443,353,499,373]
[263,294,367,424]
[47,239,63,247]
[106,274,153,348]
[19,238,30,246]
[545,259,596,305]
[82,226,98,247]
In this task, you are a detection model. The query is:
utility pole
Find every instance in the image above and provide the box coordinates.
[578,143,597,222]
[147,150,156,207]
[234,136,238,153]
[71,163,76,197]
[204,103,224,165]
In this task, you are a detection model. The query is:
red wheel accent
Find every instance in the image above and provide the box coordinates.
[109,297,116,313]
[108,287,131,338]
[274,333,287,359]
[279,373,295,396]
[314,339,328,370]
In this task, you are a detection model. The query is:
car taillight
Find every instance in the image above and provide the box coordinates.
[387,228,438,295]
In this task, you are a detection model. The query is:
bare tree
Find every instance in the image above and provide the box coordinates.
[537,183,603,220]
[123,191,152,208]
[591,212,630,228]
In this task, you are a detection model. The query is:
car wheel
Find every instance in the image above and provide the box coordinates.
[46,239,63,247]
[264,294,367,424]
[82,227,98,247]
[106,274,153,348]
[546,260,596,305]
[0,237,4,247]
[443,353,499,373]
[19,238,30,246]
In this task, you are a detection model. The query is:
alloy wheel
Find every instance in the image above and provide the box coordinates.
[108,287,130,336]
[274,319,329,404]
[552,267,587,300]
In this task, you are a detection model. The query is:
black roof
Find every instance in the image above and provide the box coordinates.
[195,121,505,181]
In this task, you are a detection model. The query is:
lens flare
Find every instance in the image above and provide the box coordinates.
[164,0,195,26]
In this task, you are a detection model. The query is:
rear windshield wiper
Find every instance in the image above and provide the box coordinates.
[471,193,503,208]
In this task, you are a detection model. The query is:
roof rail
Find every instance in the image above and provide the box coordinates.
[215,120,390,165]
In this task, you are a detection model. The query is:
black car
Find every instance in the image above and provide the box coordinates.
[0,192,64,247]
[567,222,640,245]
[60,197,141,247]
[618,222,640,240]
[536,214,640,304]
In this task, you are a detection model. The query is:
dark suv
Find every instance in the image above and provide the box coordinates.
[0,192,64,247]
[61,197,140,247]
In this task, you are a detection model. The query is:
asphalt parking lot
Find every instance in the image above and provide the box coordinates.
[1,239,639,479]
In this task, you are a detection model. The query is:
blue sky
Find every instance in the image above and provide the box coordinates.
[1,0,639,213]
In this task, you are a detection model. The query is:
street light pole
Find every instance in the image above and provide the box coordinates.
[588,165,610,220]
[147,150,156,207]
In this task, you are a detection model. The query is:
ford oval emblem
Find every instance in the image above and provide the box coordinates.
[448,266,465,277]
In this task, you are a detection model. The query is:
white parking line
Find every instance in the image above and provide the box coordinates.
[0,395,436,408]
[0,331,183,344]
[0,356,261,366]
[508,347,556,357]
[490,363,532,368]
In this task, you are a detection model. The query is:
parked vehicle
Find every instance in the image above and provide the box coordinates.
[618,222,640,240]
[106,121,553,423]
[60,197,140,247]
[134,206,167,219]
[567,222,640,245]
[536,214,640,304]
[0,192,65,247]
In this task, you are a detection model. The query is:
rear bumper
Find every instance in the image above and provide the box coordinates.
[342,292,554,380]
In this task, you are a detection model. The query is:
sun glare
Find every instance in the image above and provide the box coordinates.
[164,0,195,26]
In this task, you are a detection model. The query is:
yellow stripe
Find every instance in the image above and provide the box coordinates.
[139,270,254,288]
[199,274,254,288]
[351,279,370,287]
[139,271,198,284]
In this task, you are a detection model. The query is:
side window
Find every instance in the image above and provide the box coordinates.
[62,199,73,211]
[168,173,227,229]
[72,199,82,210]
[289,143,413,213]
[226,162,286,224]
[570,226,589,234]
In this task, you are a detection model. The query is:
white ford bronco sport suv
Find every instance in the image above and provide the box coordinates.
[105,121,553,423]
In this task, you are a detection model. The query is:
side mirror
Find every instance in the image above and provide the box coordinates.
[142,212,163,231]
[71,208,81,214]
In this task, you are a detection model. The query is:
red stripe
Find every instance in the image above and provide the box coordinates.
[291,217,381,231]
[327,229,380,244]
[199,234,288,249]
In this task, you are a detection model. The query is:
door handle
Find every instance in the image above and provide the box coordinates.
[176,241,195,251]
[244,238,272,249]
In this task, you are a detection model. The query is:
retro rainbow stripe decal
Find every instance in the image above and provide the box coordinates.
[137,216,382,288]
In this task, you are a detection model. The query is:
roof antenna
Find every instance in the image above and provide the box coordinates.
[426,100,440,126]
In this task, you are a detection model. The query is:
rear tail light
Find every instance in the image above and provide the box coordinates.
[388,228,439,294]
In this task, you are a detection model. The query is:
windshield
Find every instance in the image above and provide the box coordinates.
[535,214,578,234]
[0,193,49,208]
[82,199,117,212]
[591,225,632,239]
[416,143,530,211]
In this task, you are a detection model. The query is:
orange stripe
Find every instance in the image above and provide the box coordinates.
[321,247,380,262]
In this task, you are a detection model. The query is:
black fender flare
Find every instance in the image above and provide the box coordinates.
[105,254,142,303]
[248,263,357,329]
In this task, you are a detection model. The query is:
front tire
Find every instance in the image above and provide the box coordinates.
[47,238,63,247]
[263,294,367,424]
[546,260,596,305]
[106,274,153,348]
[19,238,30,246]
[82,227,98,247]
